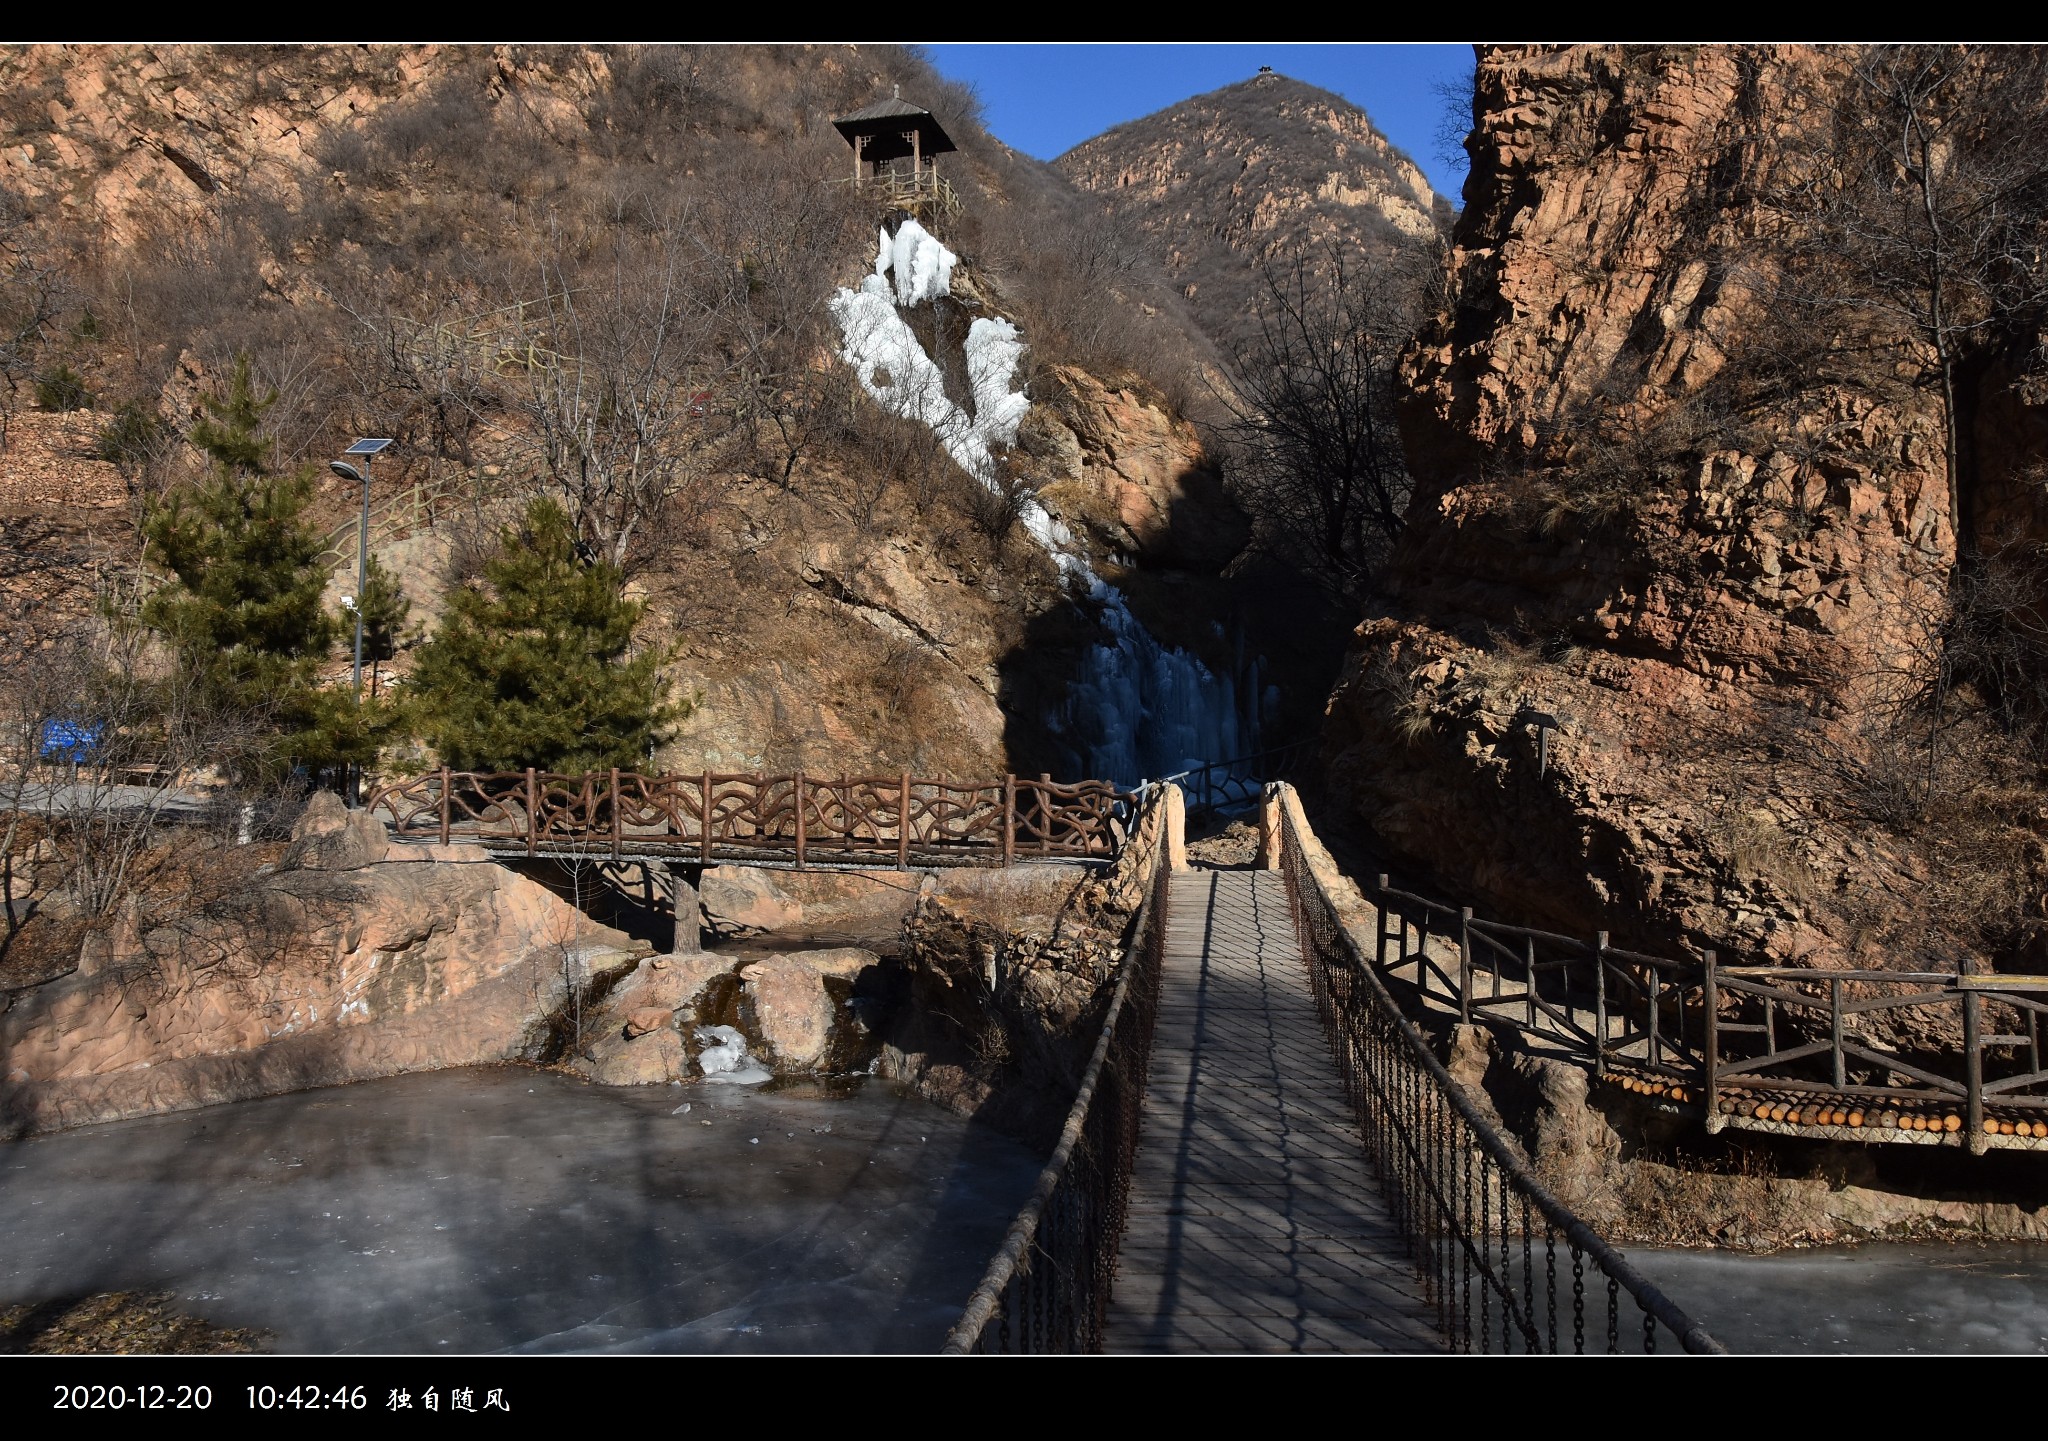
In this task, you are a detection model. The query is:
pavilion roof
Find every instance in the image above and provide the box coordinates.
[832,95,958,164]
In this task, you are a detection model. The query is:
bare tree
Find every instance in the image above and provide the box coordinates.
[511,199,736,569]
[1,628,271,967]
[1218,243,1429,603]
[694,146,865,493]
[1767,46,2048,544]
[0,184,71,451]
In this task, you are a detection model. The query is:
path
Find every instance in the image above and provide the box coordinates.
[1103,868,1440,1352]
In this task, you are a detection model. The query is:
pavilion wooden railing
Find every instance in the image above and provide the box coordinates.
[837,168,961,216]
[362,769,1137,868]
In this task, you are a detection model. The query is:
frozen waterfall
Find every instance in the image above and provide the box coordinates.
[831,219,1259,786]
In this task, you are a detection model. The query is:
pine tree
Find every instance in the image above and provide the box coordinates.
[405,497,676,773]
[356,550,412,699]
[140,354,372,775]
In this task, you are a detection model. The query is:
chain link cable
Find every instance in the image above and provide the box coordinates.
[1521,1195,1535,1354]
[1571,1242,1586,1354]
[1545,1227,1557,1352]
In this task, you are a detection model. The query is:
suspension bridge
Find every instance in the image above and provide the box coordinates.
[352,761,1718,1351]
[939,779,1722,1355]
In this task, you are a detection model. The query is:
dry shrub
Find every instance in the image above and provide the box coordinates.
[1706,806,1818,905]
[1451,630,1543,713]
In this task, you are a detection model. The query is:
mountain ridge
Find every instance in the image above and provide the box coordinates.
[1055,70,1442,352]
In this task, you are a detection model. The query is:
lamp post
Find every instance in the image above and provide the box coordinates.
[330,439,393,805]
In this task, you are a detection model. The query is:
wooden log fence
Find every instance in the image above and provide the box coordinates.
[363,769,1136,868]
[1371,877,2048,1154]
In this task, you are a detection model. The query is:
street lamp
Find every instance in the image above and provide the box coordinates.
[330,438,393,805]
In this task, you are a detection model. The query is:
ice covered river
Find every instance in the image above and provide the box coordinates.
[0,1067,1041,1354]
[1630,1243,2048,1353]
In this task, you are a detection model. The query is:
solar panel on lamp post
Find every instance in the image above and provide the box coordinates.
[330,438,393,806]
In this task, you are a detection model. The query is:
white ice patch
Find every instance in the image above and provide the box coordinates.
[830,223,1257,785]
[695,1024,771,1086]
[875,219,957,306]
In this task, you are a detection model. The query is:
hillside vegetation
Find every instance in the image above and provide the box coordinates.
[0,43,1249,787]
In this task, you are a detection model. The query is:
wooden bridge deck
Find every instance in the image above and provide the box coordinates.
[1104,869,1441,1353]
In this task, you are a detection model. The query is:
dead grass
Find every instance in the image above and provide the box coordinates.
[1451,631,1544,713]
[1708,806,1819,905]
[0,1291,268,1354]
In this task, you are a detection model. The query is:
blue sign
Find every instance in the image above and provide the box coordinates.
[39,719,102,763]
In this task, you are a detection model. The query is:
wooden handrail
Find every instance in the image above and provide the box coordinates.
[1370,868,2048,1152]
[363,768,1137,866]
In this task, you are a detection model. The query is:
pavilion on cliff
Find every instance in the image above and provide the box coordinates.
[831,88,961,217]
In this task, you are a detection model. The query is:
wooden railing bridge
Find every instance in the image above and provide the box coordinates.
[364,768,1136,869]
[1374,881,2048,1154]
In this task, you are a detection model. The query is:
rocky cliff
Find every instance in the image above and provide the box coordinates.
[1327,45,2048,976]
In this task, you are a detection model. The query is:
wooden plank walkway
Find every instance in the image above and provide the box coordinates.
[1103,869,1441,1353]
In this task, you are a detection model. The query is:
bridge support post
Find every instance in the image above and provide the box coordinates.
[1458,908,1473,1025]
[665,862,703,954]
[525,768,537,857]
[1257,786,1282,870]
[898,772,912,868]
[1703,952,1722,1133]
[1163,784,1188,873]
[1593,934,1608,1077]
[1964,978,1987,1154]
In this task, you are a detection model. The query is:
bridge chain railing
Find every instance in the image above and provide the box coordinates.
[364,767,1137,867]
[1271,784,1723,1354]
[941,794,1170,1353]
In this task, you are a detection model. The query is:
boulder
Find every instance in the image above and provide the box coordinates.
[577,1026,687,1087]
[567,952,733,1087]
[0,850,648,1136]
[699,866,924,939]
[280,791,390,871]
[622,1006,673,1039]
[740,947,877,1072]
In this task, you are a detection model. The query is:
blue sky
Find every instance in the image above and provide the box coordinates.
[922,43,1476,201]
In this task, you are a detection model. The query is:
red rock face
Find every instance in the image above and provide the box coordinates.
[1328,45,2048,976]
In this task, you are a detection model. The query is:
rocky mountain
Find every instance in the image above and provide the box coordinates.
[0,43,1299,785]
[1056,70,1443,354]
[1325,45,2048,979]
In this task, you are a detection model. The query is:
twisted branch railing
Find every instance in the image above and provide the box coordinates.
[1154,739,1312,820]
[363,768,1136,867]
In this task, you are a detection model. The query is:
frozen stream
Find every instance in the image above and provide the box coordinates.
[0,1067,1042,1354]
[1630,1243,2048,1353]
[832,218,1262,787]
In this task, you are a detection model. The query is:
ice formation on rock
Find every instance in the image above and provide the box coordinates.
[831,220,1258,786]
[695,1024,772,1085]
